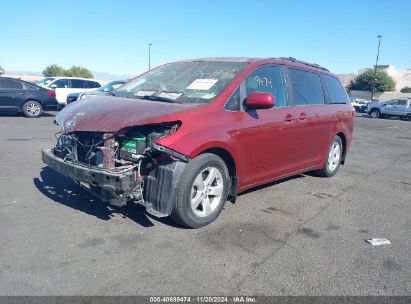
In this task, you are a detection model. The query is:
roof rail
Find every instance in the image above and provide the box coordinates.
[274,57,329,72]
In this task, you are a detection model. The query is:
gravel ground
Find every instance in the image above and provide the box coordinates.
[0,112,410,296]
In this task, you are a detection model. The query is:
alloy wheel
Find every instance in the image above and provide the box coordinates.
[26,103,41,116]
[190,167,224,217]
[327,142,341,172]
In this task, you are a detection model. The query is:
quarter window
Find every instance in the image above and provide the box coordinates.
[322,74,348,104]
[86,81,100,88]
[23,82,39,90]
[225,88,241,111]
[245,66,288,107]
[289,68,325,105]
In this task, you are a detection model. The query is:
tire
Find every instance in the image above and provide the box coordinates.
[369,109,380,119]
[171,153,229,228]
[22,100,43,118]
[316,136,343,178]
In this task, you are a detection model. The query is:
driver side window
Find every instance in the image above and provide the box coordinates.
[245,66,288,107]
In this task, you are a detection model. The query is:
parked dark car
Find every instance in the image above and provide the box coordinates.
[0,77,58,118]
[42,57,354,228]
[66,80,128,104]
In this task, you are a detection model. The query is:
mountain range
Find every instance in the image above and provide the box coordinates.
[4,70,134,81]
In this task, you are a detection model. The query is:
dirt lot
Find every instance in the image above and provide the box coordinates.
[0,112,410,295]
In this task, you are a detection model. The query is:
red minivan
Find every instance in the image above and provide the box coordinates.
[42,57,354,228]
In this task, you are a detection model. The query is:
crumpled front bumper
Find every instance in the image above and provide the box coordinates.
[41,148,137,196]
[41,148,187,217]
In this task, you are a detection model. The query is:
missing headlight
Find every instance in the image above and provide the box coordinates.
[115,121,181,162]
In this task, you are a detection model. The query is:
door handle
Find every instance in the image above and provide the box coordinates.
[284,113,295,124]
[298,112,307,121]
[17,92,24,95]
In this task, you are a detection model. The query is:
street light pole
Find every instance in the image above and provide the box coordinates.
[148,43,153,70]
[371,35,382,100]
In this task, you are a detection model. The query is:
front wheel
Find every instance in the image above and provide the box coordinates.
[171,153,229,228]
[316,136,343,177]
[369,109,380,118]
[22,100,43,118]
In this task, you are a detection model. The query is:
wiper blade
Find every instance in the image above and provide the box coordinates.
[139,95,182,104]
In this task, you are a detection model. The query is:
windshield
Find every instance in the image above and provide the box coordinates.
[35,77,55,87]
[116,61,247,104]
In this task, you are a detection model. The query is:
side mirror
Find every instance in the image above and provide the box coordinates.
[103,87,110,92]
[245,92,275,110]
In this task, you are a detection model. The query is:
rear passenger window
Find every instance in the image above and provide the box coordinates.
[0,78,24,90]
[322,74,348,104]
[71,80,86,88]
[245,66,287,107]
[289,69,325,105]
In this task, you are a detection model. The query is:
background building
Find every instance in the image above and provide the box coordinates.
[359,65,411,92]
[347,65,411,101]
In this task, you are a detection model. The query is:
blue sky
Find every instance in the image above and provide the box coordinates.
[1,0,410,76]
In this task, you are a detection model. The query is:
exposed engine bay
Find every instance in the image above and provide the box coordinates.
[42,122,188,217]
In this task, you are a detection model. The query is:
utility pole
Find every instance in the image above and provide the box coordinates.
[371,35,382,101]
[148,43,153,70]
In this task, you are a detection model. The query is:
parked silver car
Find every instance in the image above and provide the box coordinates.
[366,98,411,119]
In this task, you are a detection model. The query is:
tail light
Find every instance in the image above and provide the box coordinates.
[47,91,56,97]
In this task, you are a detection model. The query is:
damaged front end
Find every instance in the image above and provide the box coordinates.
[41,122,188,217]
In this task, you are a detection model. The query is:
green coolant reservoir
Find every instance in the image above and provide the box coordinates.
[119,133,146,160]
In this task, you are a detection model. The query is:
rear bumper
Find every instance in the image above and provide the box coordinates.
[41,149,136,195]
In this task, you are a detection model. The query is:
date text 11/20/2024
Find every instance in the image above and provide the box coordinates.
[149,296,256,303]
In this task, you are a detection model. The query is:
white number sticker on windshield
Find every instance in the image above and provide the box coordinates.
[186,79,218,90]
[135,90,156,96]
[158,92,182,100]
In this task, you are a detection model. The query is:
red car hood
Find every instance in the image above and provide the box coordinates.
[55,96,201,133]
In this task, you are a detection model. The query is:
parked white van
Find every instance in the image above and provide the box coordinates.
[36,77,103,106]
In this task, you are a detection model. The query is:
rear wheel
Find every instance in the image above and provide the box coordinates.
[22,100,43,118]
[316,136,343,177]
[171,153,229,228]
[369,109,380,118]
